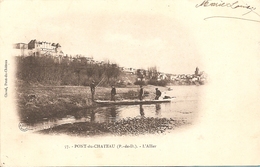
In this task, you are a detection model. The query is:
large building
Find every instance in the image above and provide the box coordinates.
[13,39,64,57]
[28,39,63,56]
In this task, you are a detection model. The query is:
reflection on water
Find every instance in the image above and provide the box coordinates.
[155,104,161,116]
[110,106,117,122]
[90,110,95,122]
[26,102,196,132]
[140,105,145,117]
[26,86,199,132]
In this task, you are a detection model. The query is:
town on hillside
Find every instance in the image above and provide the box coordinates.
[13,39,208,86]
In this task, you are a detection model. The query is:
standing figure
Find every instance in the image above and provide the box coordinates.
[139,85,144,101]
[195,67,199,76]
[155,88,161,100]
[90,80,95,101]
[111,85,116,101]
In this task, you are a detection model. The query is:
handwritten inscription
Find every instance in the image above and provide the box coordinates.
[196,0,260,23]
[196,0,256,12]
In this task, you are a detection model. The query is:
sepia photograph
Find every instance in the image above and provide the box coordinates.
[1,0,260,166]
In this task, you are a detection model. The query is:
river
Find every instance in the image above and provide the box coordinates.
[25,86,200,132]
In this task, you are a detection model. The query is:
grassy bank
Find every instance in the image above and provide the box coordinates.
[17,84,168,123]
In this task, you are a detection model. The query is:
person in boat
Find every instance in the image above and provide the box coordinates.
[90,80,95,101]
[155,88,161,100]
[111,85,116,101]
[139,85,144,101]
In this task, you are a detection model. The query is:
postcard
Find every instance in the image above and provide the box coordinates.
[0,0,260,166]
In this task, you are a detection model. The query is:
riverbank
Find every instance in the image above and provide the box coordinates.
[17,84,169,123]
[39,117,188,136]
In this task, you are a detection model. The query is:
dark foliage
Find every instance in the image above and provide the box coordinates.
[134,80,147,86]
[16,56,121,86]
[147,79,168,87]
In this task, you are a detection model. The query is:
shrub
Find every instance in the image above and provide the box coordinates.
[148,79,168,87]
[134,80,147,86]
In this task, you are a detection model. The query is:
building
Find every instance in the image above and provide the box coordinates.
[12,43,29,56]
[13,43,28,49]
[123,67,136,74]
[169,74,177,80]
[157,73,168,80]
[27,39,63,57]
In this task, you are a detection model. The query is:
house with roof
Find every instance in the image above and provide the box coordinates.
[157,73,168,80]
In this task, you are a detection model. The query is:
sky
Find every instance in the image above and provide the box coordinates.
[1,0,259,74]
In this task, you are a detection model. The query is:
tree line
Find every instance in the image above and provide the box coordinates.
[16,56,121,86]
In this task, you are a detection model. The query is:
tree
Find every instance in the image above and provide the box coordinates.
[105,63,120,82]
[147,66,158,80]
[136,69,144,81]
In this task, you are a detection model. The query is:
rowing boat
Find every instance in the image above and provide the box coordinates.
[94,98,175,106]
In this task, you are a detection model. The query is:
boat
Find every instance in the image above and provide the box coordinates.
[94,98,175,106]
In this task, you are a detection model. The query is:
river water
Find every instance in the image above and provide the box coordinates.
[94,86,199,123]
[25,86,200,132]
